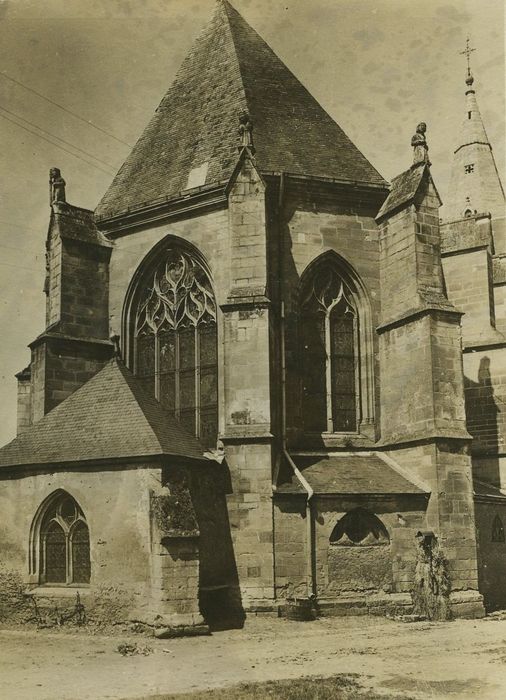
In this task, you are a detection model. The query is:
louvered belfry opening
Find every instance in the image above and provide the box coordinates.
[134,248,218,448]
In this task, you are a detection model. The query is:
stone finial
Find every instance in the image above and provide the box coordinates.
[411,122,430,167]
[110,334,121,358]
[49,168,66,205]
[238,111,254,153]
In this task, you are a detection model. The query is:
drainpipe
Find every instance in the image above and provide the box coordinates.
[277,171,316,600]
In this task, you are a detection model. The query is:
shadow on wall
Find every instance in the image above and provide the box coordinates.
[187,462,246,631]
[464,356,500,486]
[465,356,506,611]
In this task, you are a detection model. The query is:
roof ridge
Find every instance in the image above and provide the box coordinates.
[95,1,386,221]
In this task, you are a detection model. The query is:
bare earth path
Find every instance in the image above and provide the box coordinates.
[1,616,506,699]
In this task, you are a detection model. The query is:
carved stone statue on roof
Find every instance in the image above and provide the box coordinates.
[49,168,66,204]
[238,111,254,153]
[411,122,430,167]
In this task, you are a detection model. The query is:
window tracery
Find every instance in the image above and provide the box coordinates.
[301,263,359,433]
[330,509,389,547]
[134,249,218,447]
[39,493,90,585]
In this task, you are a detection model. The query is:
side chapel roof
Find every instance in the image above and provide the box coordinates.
[95,0,386,221]
[0,359,207,469]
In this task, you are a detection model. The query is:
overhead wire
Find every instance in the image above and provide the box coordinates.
[0,111,116,177]
[0,104,118,173]
[0,71,133,148]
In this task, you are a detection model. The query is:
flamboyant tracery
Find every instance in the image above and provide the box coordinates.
[134,249,218,447]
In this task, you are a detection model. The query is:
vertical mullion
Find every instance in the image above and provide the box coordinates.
[66,528,71,585]
[325,312,333,432]
[175,330,181,418]
[195,325,201,438]
[353,315,360,428]
[154,333,160,401]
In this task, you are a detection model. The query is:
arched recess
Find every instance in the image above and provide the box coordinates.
[327,508,392,594]
[492,514,505,543]
[29,490,90,585]
[298,251,375,435]
[122,236,218,447]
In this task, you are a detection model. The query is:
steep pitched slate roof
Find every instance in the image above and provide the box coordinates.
[0,360,206,469]
[376,163,442,222]
[95,0,386,221]
[276,453,428,496]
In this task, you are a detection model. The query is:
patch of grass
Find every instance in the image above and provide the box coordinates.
[132,673,412,699]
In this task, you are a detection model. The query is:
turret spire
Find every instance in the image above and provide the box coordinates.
[442,47,505,226]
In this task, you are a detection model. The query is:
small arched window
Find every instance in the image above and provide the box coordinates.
[301,261,359,433]
[492,515,505,543]
[330,508,389,546]
[133,247,218,447]
[40,493,90,584]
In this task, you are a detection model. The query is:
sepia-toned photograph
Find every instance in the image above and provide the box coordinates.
[0,1,505,698]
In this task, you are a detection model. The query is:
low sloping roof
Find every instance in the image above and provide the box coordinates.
[0,360,206,469]
[276,453,428,496]
[474,480,506,501]
[95,0,386,221]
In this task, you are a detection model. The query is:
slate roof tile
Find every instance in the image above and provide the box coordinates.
[0,359,206,469]
[95,0,386,221]
[276,453,427,496]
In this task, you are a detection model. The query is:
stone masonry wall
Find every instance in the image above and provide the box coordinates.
[58,239,110,340]
[30,337,112,422]
[0,465,159,625]
[463,348,506,462]
[443,248,495,340]
[280,184,381,445]
[314,497,426,596]
[475,500,506,611]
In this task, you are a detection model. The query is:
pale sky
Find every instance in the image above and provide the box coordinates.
[0,0,504,445]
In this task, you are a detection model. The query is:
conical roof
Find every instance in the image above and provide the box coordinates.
[456,74,490,152]
[443,70,505,223]
[0,359,207,469]
[95,0,386,221]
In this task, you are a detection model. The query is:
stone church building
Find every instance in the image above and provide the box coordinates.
[1,1,505,629]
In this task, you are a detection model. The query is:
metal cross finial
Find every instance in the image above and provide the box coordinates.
[460,37,476,76]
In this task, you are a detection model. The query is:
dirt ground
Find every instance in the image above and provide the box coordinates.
[1,615,506,700]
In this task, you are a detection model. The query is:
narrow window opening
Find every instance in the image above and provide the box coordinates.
[468,111,472,119]
[492,515,505,543]
[301,263,359,433]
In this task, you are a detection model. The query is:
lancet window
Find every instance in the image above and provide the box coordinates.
[301,263,359,433]
[134,248,218,447]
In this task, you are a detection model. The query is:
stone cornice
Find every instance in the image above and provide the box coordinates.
[377,304,462,334]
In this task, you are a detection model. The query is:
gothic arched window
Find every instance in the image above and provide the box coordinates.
[39,493,90,585]
[492,515,505,543]
[301,262,359,433]
[133,248,218,447]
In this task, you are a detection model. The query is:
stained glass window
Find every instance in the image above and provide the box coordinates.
[134,249,218,447]
[301,263,358,433]
[40,493,90,585]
